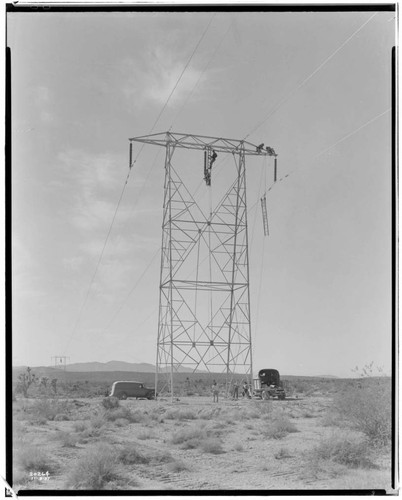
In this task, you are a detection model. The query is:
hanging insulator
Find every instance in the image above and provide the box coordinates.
[129,142,133,169]
[274,157,277,182]
[261,194,269,236]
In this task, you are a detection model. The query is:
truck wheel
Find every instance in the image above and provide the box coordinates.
[120,393,127,400]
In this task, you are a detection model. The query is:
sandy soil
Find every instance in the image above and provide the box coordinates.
[12,395,393,493]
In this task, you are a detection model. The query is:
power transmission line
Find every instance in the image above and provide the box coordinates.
[65,16,216,354]
[170,17,232,129]
[315,107,391,159]
[101,246,160,335]
[247,106,391,218]
[64,168,132,353]
[244,12,379,140]
[130,14,216,171]
[149,13,216,135]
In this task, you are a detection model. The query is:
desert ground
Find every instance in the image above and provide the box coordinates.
[11,373,393,493]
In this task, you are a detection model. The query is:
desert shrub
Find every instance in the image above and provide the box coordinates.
[331,381,391,446]
[28,398,71,422]
[198,409,216,420]
[229,408,252,422]
[201,438,224,454]
[254,401,273,416]
[274,447,292,459]
[212,422,226,430]
[263,414,298,439]
[117,446,150,465]
[130,410,149,423]
[102,397,120,410]
[32,416,48,426]
[105,407,144,423]
[15,445,57,473]
[171,427,206,449]
[302,410,316,418]
[352,362,386,378]
[183,438,201,450]
[171,427,206,444]
[90,414,106,429]
[57,431,78,448]
[63,381,110,399]
[81,427,101,439]
[73,421,88,433]
[54,413,69,421]
[66,443,120,489]
[233,442,244,452]
[321,411,341,427]
[153,451,174,463]
[310,432,376,469]
[285,379,310,394]
[166,460,189,473]
[137,430,155,440]
[114,418,130,427]
[165,409,197,420]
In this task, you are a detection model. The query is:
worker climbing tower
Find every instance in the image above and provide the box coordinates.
[129,132,276,397]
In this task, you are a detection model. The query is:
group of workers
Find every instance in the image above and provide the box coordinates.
[211,380,251,403]
[256,143,276,156]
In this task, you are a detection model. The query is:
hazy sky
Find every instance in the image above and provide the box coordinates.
[8,8,394,377]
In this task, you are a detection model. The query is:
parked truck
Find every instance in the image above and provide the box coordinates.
[253,368,286,400]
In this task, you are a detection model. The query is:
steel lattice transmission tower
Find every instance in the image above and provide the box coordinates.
[51,356,69,371]
[129,132,275,397]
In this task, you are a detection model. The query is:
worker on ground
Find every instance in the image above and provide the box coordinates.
[242,382,250,399]
[233,381,239,400]
[212,380,219,403]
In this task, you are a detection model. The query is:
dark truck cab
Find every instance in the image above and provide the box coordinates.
[253,369,286,400]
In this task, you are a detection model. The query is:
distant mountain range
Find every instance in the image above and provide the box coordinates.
[65,360,157,373]
[12,360,338,377]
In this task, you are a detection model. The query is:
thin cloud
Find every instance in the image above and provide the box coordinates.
[121,45,207,109]
[57,149,131,232]
[31,86,55,124]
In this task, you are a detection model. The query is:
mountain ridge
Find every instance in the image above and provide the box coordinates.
[13,360,201,373]
[66,360,156,372]
[12,361,340,378]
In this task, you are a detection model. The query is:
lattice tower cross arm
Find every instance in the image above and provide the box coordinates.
[129,132,277,157]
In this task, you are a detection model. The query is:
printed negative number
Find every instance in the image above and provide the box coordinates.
[29,471,50,480]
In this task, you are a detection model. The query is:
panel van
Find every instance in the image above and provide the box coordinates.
[109,381,155,400]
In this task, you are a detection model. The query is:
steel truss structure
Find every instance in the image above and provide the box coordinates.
[129,132,275,398]
[51,356,69,371]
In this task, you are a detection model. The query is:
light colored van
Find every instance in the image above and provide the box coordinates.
[109,381,155,400]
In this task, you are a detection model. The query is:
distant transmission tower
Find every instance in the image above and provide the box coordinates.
[129,132,275,398]
[51,356,69,371]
